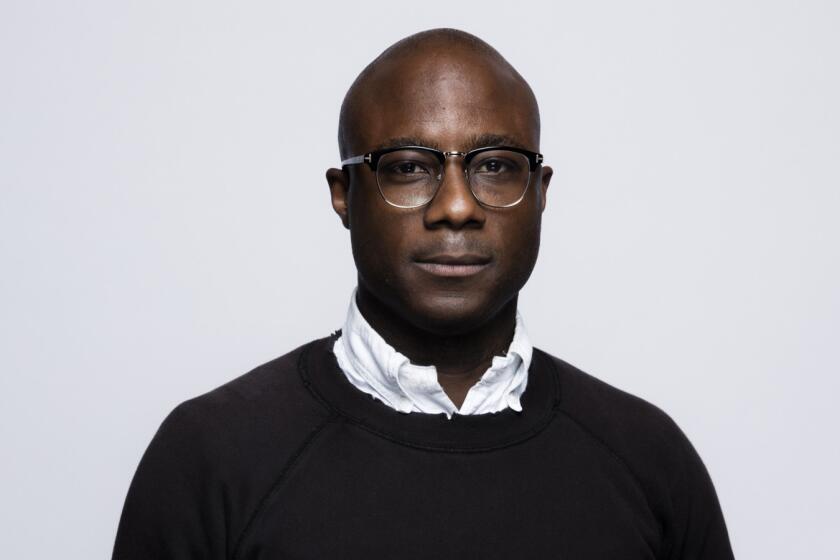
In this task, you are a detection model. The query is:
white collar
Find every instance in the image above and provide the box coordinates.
[332,289,533,419]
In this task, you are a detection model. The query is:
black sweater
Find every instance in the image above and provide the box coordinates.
[113,333,734,559]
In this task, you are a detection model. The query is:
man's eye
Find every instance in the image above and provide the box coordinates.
[391,161,430,175]
[474,159,509,174]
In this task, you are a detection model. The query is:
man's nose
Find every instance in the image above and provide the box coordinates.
[423,159,486,229]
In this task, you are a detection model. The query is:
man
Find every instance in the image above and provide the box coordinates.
[113,29,734,559]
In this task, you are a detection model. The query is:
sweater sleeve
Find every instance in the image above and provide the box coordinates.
[663,424,734,560]
[112,401,228,560]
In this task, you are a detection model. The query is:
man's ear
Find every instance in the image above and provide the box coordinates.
[326,168,351,229]
[538,165,553,213]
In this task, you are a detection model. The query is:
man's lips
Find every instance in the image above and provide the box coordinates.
[413,254,491,277]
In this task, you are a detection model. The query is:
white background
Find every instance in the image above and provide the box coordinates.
[1,1,838,558]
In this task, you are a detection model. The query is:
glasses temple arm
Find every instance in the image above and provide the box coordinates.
[340,154,369,166]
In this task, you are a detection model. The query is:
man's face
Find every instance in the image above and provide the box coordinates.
[329,50,552,335]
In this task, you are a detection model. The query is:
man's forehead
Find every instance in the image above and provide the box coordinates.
[366,57,531,111]
[353,77,539,152]
[355,104,539,154]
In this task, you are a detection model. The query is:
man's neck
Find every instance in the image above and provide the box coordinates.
[354,284,518,408]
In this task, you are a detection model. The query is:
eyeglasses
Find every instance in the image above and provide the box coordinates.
[340,145,544,209]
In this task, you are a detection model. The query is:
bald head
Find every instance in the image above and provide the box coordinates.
[338,28,541,160]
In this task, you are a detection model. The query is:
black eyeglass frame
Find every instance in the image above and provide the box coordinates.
[340,145,545,209]
[340,144,544,172]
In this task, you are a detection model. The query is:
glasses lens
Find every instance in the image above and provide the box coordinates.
[468,150,531,207]
[377,149,441,208]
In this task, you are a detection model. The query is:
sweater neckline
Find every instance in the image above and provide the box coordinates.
[299,333,561,452]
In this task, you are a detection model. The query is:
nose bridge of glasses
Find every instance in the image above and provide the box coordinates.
[439,151,473,185]
[443,151,467,158]
[441,151,469,178]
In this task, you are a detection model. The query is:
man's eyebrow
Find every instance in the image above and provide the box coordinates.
[370,134,532,153]
[464,133,531,151]
[372,137,444,151]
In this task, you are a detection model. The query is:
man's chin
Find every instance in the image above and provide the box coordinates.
[402,292,501,336]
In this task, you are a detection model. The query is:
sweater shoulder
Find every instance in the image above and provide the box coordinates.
[536,349,695,483]
[114,337,337,559]
[166,336,335,453]
[533,351,733,557]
